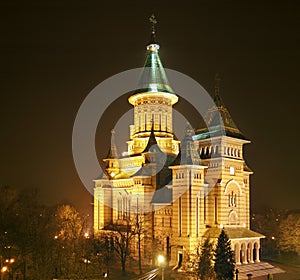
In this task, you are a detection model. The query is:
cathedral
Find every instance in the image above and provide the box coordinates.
[93,23,264,268]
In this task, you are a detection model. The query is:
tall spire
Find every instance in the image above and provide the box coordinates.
[180,123,202,165]
[106,129,119,159]
[195,74,246,140]
[214,73,223,106]
[214,73,221,96]
[131,15,175,95]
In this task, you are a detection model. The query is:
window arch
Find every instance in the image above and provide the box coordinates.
[224,179,242,196]
[229,210,238,225]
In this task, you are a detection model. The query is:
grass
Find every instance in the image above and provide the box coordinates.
[263,253,300,268]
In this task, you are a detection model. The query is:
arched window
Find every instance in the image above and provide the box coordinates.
[229,210,238,225]
[229,191,237,207]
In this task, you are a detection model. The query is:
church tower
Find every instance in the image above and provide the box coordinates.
[169,125,207,263]
[193,75,263,264]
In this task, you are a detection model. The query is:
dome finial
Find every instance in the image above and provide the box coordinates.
[213,73,223,106]
[149,14,158,44]
[214,73,221,97]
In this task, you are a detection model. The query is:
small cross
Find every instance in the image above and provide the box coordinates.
[149,14,157,35]
[214,73,221,96]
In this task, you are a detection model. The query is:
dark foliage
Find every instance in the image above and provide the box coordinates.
[214,229,235,280]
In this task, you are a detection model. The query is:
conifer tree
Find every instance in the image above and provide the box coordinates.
[214,229,235,280]
[198,238,214,280]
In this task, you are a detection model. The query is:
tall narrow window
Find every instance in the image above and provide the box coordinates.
[151,112,154,127]
[128,199,131,218]
[196,197,199,236]
[144,112,147,131]
[179,197,182,236]
[214,196,218,224]
[118,199,122,220]
[98,197,101,229]
[165,114,168,131]
[204,194,207,222]
[139,116,141,131]
[123,197,126,219]
[159,113,162,130]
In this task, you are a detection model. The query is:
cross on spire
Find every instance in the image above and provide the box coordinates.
[149,14,157,43]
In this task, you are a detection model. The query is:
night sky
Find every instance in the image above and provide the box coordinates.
[0,0,299,214]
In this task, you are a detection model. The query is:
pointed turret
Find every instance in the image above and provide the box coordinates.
[130,15,176,97]
[180,124,202,165]
[142,123,162,154]
[103,129,121,179]
[127,15,179,156]
[195,74,246,140]
[105,129,119,159]
[135,43,174,94]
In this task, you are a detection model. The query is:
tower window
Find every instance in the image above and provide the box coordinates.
[214,196,218,224]
[204,192,207,222]
[230,166,235,175]
[179,197,182,236]
[229,191,237,207]
[196,197,199,236]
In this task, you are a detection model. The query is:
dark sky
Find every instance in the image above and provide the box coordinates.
[0,0,299,214]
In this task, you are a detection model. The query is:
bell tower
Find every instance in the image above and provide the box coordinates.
[194,74,252,229]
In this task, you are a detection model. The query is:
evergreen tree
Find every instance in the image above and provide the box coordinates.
[198,238,214,280]
[214,229,235,280]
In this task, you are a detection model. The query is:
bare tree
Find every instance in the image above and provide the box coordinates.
[94,233,115,276]
[105,219,137,274]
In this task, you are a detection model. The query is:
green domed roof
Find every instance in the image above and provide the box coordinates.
[134,43,174,95]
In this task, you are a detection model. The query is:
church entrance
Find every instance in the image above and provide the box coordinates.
[177,253,183,268]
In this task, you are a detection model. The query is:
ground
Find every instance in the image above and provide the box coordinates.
[251,262,300,280]
[163,261,300,280]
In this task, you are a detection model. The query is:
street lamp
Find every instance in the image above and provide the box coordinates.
[83,258,91,279]
[157,255,165,280]
[1,266,8,280]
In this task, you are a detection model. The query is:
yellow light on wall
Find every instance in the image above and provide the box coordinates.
[157,255,164,264]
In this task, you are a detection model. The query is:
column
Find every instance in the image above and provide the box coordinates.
[255,245,260,263]
[235,243,241,265]
[249,243,254,263]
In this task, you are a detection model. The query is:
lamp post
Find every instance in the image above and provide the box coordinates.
[235,268,239,280]
[157,255,165,280]
[8,259,14,280]
[83,258,91,279]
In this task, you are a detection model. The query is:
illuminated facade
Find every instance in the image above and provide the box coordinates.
[93,34,263,267]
